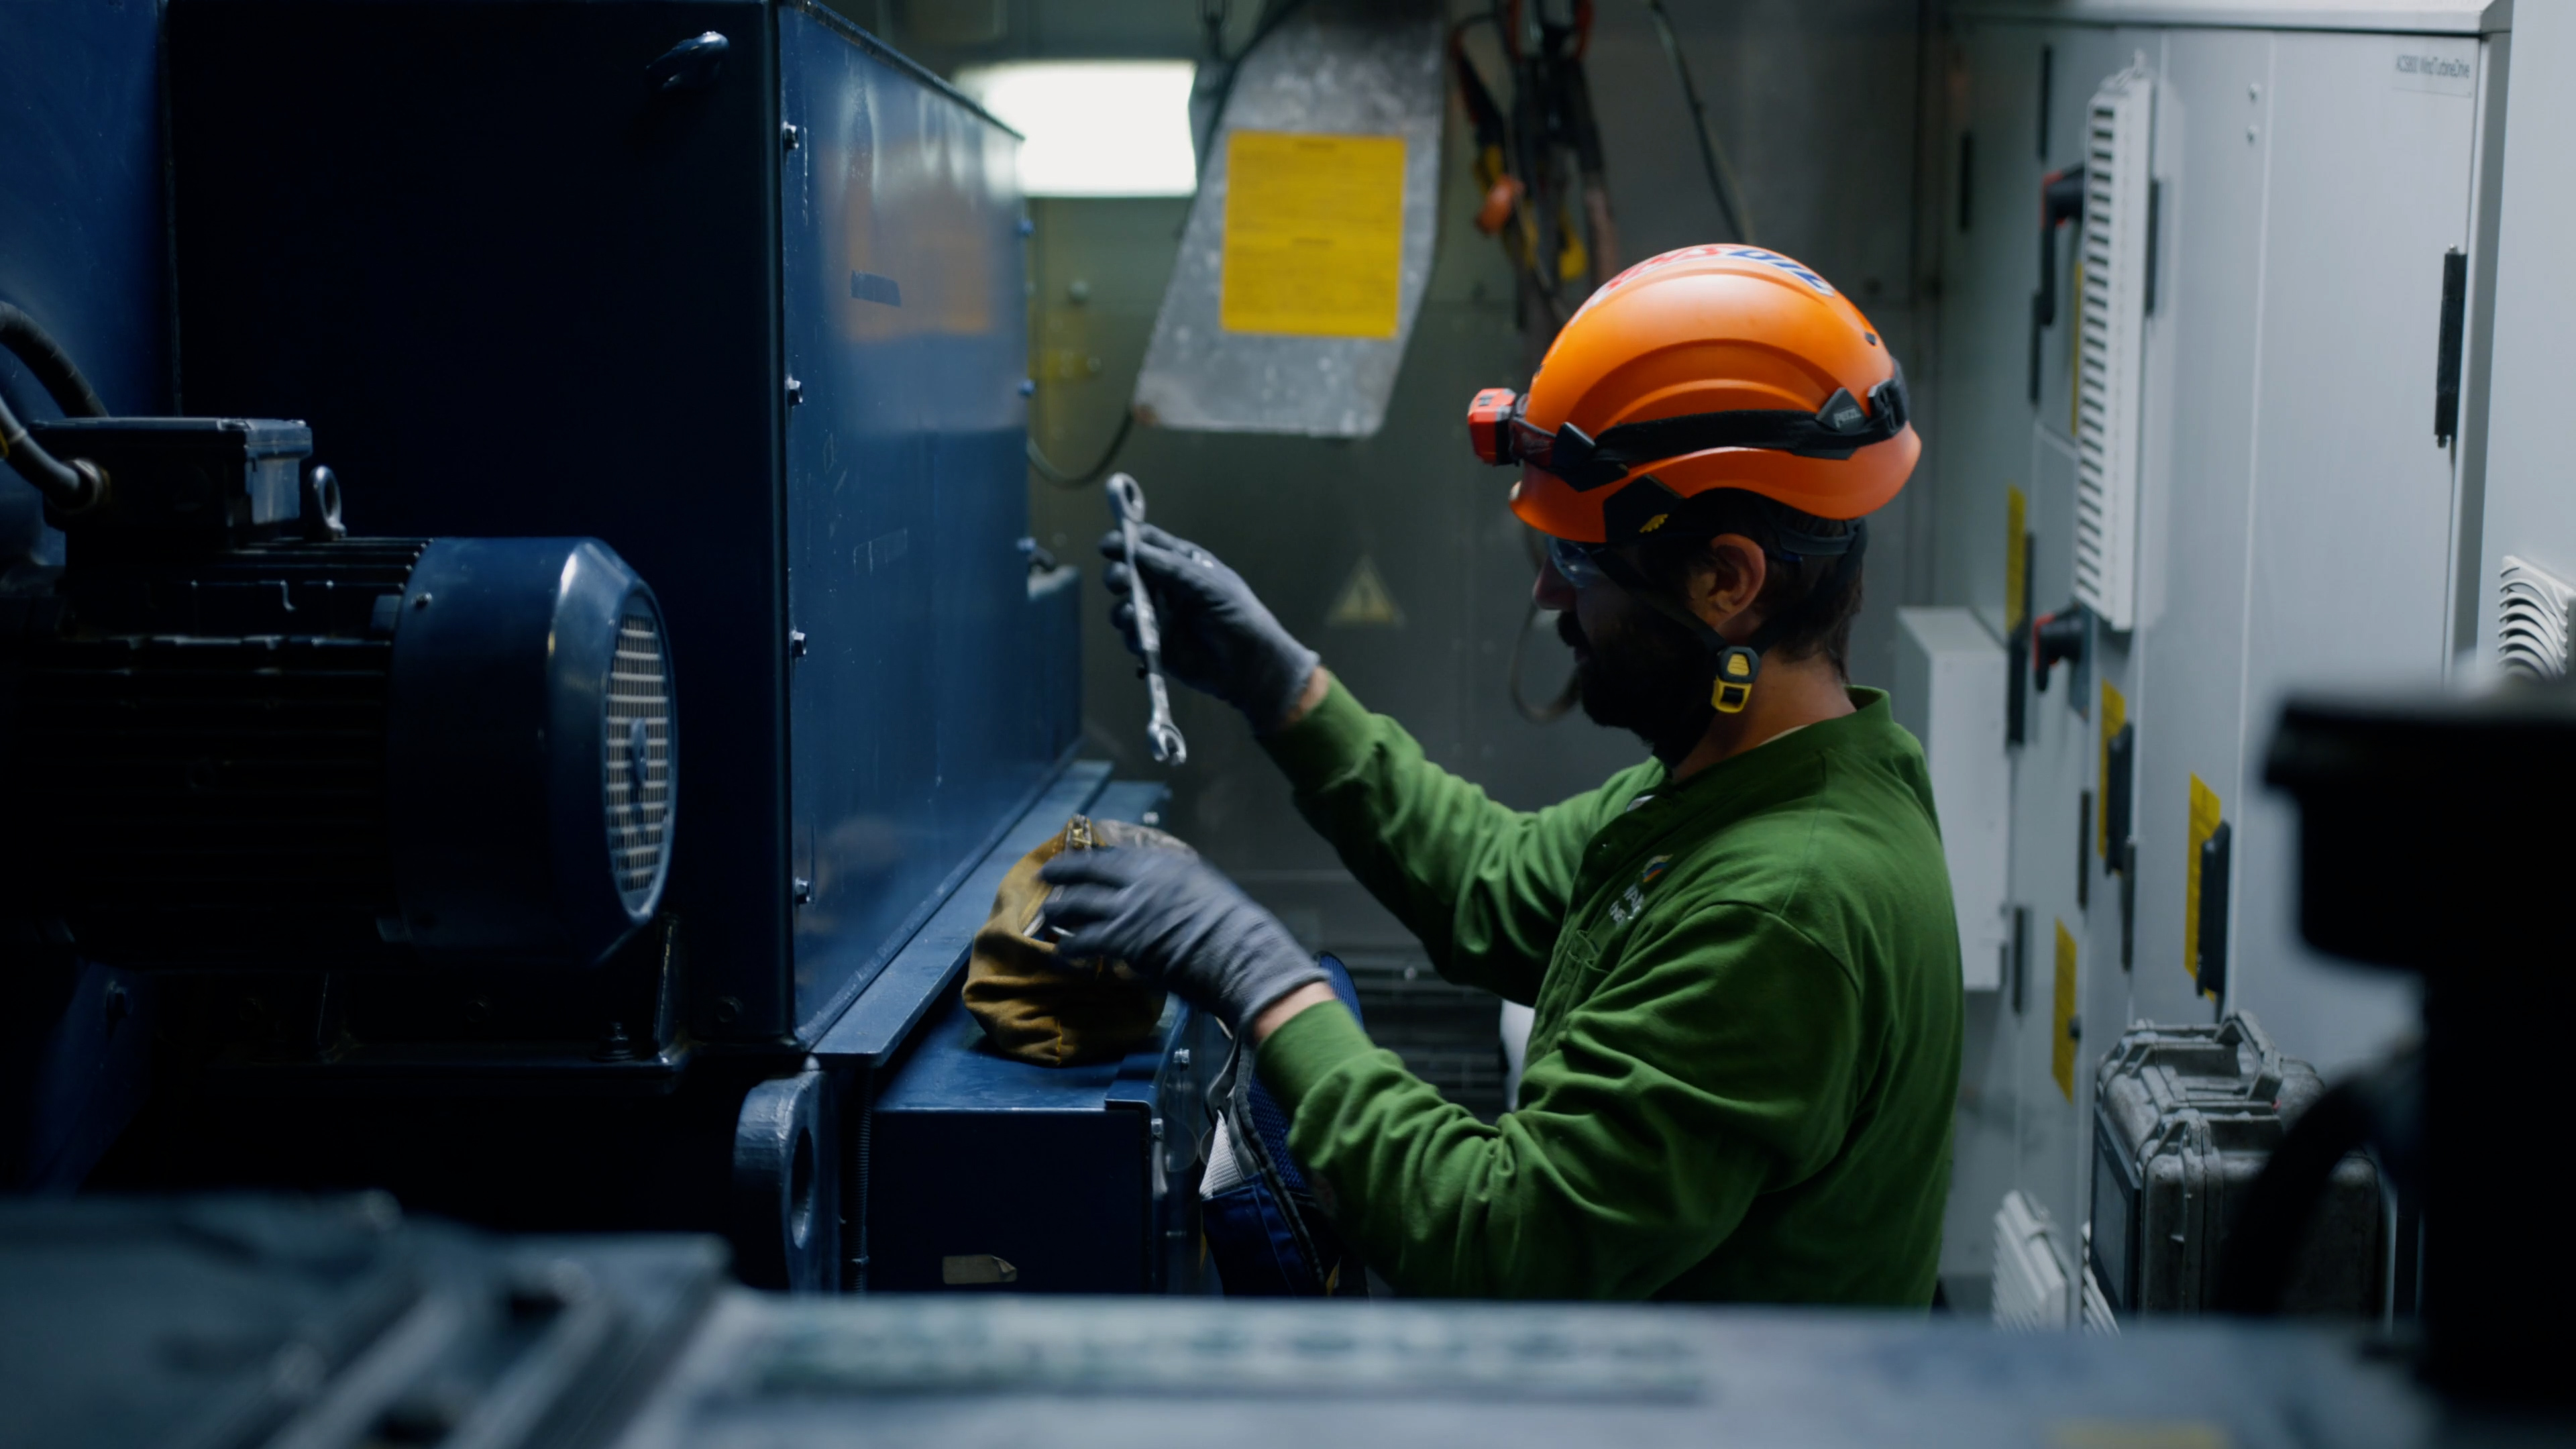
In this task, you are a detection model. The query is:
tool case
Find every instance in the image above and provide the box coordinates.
[2090,1012,2382,1317]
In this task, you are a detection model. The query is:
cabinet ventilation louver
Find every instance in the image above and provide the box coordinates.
[1992,1190,2069,1330]
[2072,63,2156,633]
[2498,555,2576,680]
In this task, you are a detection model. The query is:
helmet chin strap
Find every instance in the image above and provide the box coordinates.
[1588,521,1869,717]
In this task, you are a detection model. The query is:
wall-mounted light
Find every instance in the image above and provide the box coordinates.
[954,60,1199,198]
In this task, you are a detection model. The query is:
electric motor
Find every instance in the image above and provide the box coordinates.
[0,417,675,968]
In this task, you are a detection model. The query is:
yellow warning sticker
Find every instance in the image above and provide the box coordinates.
[1325,553,1404,628]
[2005,485,2029,630]
[2185,773,2223,991]
[1221,131,1407,339]
[2098,682,2127,859]
[2052,919,2079,1102]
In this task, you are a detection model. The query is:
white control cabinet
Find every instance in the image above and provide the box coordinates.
[1894,608,2010,992]
[1933,0,2502,1323]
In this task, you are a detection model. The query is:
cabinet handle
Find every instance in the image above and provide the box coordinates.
[2434,248,2467,445]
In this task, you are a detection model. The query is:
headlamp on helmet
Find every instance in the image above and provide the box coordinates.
[1462,368,1911,494]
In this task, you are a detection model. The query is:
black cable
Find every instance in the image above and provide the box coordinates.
[1193,0,1313,176]
[1027,410,1136,490]
[1640,0,1753,244]
[0,303,108,419]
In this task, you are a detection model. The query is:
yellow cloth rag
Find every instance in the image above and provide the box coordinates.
[960,814,1187,1067]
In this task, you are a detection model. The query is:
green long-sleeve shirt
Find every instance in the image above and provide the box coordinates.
[1253,679,1962,1303]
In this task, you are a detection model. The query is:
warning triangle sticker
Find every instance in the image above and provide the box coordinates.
[1326,553,1405,629]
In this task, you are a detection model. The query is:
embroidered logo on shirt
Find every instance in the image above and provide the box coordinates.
[1609,856,1673,928]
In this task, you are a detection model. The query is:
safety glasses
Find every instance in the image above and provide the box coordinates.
[1544,532,1814,594]
[1544,534,1616,591]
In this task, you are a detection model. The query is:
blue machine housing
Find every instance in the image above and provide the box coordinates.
[166,0,1066,1046]
[1,1,184,1190]
[0,0,1183,1293]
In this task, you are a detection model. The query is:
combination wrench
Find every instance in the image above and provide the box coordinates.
[1106,472,1187,766]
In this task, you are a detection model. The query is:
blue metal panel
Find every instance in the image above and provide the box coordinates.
[869,991,1222,1294]
[775,5,1043,1039]
[0,0,168,568]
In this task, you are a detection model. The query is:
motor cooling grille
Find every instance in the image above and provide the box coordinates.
[605,600,674,910]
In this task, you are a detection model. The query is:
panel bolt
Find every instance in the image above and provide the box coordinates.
[786,376,804,406]
[1018,378,1036,397]
[782,122,802,151]
[793,877,815,906]
[788,628,809,658]
[594,1020,636,1062]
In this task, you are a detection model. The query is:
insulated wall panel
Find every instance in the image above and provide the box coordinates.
[2232,28,2476,1073]
[2121,28,2270,1036]
[1931,24,2049,638]
[1939,8,2496,1319]
[2475,13,2576,680]
[2009,427,2094,1288]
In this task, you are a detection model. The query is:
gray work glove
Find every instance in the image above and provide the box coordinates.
[1038,846,1328,1035]
[1099,524,1320,735]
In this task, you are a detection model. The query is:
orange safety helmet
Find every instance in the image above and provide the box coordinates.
[1466,244,1919,545]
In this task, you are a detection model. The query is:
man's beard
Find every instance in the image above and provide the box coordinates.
[1557,606,1715,763]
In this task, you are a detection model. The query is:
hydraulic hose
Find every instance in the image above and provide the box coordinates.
[0,388,107,512]
[0,302,109,420]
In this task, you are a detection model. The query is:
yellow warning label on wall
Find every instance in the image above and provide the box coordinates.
[1326,553,1404,628]
[2005,485,2029,630]
[2098,682,2127,859]
[2052,918,2079,1102]
[1220,131,1407,339]
[2185,773,2223,991]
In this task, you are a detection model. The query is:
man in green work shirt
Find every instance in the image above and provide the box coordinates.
[1042,244,1962,1303]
